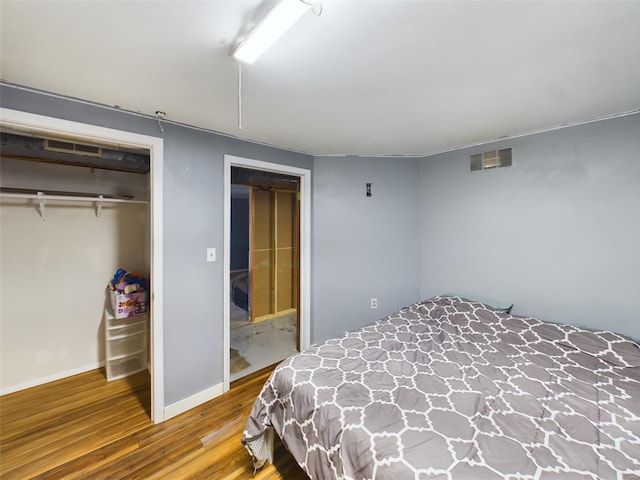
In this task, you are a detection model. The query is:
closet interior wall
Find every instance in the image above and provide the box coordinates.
[0,157,150,394]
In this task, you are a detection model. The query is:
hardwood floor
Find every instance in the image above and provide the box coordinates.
[0,365,307,479]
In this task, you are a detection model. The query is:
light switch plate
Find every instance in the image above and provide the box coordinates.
[206,247,216,262]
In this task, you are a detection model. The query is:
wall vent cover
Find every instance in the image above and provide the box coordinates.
[470,148,512,171]
[44,139,102,157]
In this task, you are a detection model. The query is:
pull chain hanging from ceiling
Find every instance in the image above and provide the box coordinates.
[238,62,243,129]
[232,0,322,130]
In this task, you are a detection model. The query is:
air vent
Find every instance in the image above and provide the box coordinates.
[470,148,512,171]
[44,139,102,157]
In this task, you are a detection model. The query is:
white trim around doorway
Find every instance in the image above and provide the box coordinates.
[223,155,311,392]
[0,107,165,423]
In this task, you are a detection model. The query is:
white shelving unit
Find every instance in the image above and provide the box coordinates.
[105,310,148,381]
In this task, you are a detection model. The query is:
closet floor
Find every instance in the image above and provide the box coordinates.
[0,366,305,479]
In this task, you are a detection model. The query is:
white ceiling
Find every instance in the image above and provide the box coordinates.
[1,1,639,157]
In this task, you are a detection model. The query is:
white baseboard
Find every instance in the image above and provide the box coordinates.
[163,382,224,421]
[0,361,105,396]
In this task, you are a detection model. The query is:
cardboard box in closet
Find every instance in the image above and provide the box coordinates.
[110,290,148,319]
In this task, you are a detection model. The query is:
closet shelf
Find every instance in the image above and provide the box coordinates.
[0,189,148,220]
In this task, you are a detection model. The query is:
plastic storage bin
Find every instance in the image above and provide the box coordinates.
[106,351,147,380]
[107,331,147,358]
[104,310,149,381]
[107,321,147,339]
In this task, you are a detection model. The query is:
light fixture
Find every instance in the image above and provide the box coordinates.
[231,0,312,64]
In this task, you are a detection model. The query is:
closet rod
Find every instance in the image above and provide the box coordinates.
[0,192,148,204]
[0,187,143,202]
[0,191,148,220]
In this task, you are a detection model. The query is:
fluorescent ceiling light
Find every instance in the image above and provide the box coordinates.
[232,0,312,64]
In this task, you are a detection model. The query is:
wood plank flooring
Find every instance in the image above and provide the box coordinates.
[0,365,307,479]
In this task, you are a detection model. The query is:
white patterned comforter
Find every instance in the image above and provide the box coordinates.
[242,296,640,479]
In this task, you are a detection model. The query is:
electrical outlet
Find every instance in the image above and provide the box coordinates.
[370,298,378,309]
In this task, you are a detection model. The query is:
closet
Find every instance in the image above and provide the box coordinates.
[0,130,151,402]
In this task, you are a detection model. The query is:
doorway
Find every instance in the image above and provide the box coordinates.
[229,168,300,381]
[223,155,311,391]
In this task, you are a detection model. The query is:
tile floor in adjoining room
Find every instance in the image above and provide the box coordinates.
[230,302,298,382]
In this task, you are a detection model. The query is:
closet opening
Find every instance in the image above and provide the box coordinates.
[223,155,311,391]
[0,108,164,424]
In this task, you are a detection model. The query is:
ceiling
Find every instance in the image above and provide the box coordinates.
[1,1,639,157]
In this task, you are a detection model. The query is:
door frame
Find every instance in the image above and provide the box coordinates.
[0,107,165,423]
[223,155,311,391]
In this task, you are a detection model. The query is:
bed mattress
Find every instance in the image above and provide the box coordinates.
[243,296,640,479]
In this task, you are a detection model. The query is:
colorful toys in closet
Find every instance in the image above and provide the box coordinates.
[109,268,147,294]
[108,268,149,319]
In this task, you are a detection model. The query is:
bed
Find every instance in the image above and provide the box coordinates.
[242,295,640,479]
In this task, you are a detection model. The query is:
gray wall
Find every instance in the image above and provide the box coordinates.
[312,156,421,342]
[419,114,640,339]
[0,85,313,405]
